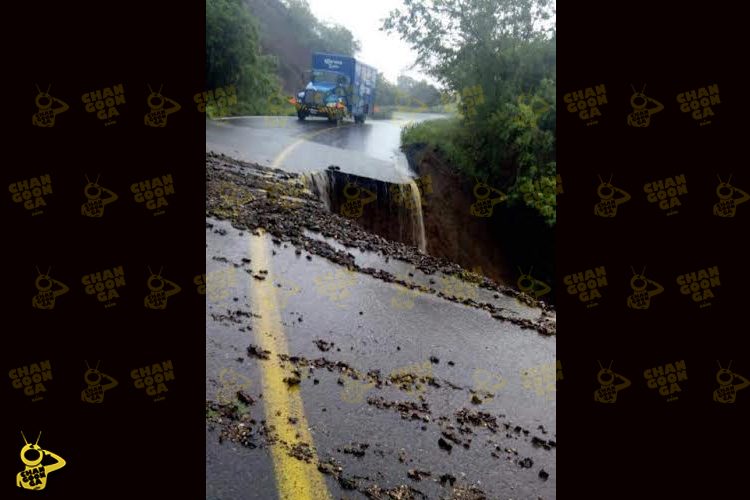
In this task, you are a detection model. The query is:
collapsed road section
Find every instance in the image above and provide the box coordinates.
[205,152,556,500]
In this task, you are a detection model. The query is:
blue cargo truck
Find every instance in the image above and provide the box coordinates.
[290,52,377,124]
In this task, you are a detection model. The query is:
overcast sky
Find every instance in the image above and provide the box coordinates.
[307,0,437,86]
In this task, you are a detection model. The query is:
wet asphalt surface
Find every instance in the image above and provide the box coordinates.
[205,116,556,499]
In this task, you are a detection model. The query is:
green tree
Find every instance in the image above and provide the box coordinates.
[206,0,282,115]
[384,0,556,224]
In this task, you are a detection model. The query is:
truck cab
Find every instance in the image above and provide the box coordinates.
[291,52,376,124]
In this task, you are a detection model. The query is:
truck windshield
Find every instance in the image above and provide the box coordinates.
[312,70,349,86]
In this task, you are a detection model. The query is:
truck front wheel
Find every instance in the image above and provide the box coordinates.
[354,114,366,124]
[297,109,308,120]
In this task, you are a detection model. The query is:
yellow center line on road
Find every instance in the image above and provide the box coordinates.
[270,122,354,171]
[248,230,332,500]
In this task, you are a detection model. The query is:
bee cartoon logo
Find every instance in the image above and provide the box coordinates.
[594,174,631,217]
[32,84,69,127]
[714,175,749,217]
[16,432,66,491]
[9,174,52,215]
[82,84,125,126]
[469,179,506,217]
[713,361,749,404]
[626,84,664,127]
[517,267,551,299]
[144,84,181,127]
[144,266,181,310]
[81,174,118,217]
[32,266,69,310]
[626,266,664,310]
[340,182,376,219]
[594,361,631,403]
[81,360,118,403]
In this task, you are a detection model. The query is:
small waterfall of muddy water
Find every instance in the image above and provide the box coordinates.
[405,178,427,253]
[302,169,428,254]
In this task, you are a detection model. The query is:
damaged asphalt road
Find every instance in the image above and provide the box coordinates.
[206,153,556,500]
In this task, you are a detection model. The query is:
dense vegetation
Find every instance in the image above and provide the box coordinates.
[384,0,557,225]
[206,0,443,118]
